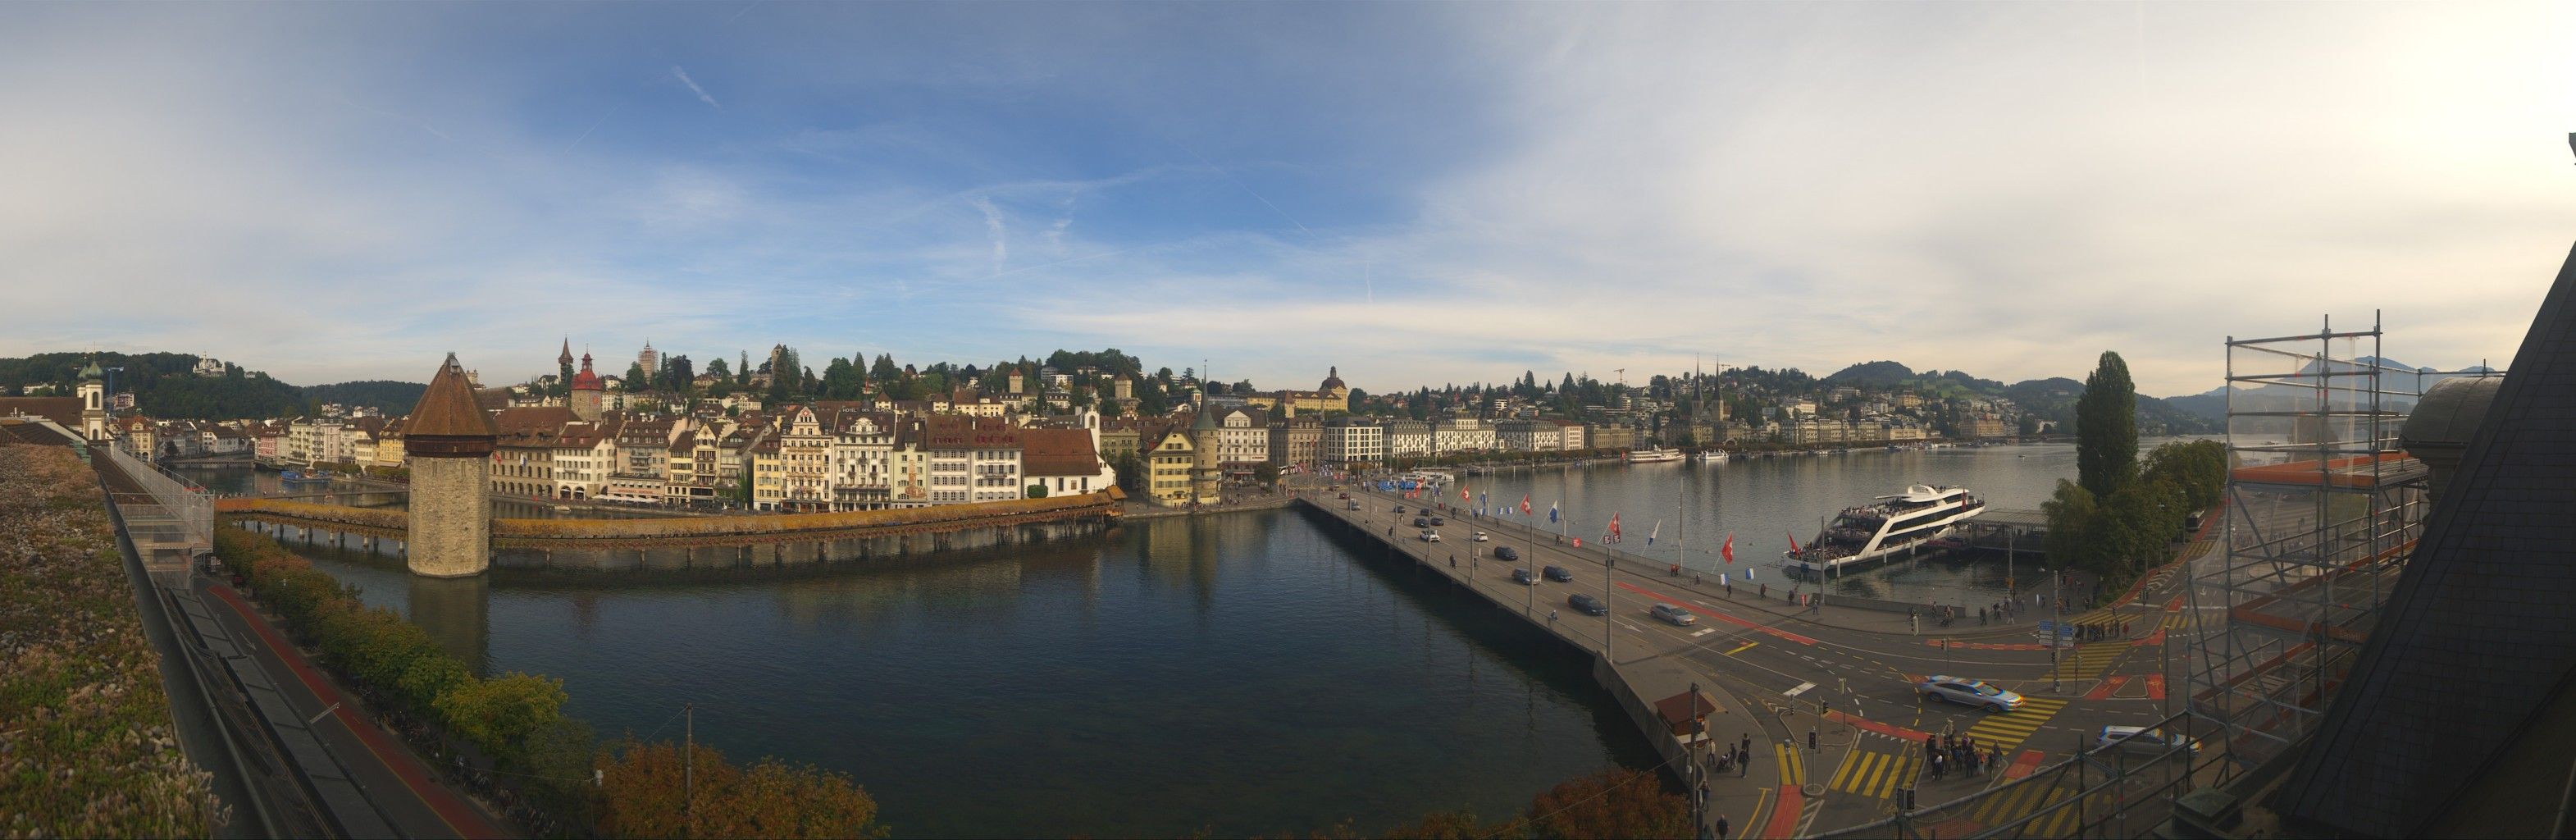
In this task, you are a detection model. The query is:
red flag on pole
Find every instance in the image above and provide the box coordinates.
[1722,532,1736,564]
[1607,513,1623,543]
[1786,529,1802,555]
[1519,494,1532,514]
[1460,485,1470,501]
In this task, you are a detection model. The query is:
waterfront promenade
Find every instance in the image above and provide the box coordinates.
[1303,485,2205,838]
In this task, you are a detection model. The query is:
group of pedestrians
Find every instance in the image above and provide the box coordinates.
[1923,733,1994,782]
[1979,599,2027,625]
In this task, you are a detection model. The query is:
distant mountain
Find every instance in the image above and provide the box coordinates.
[1824,360,1916,387]
[2154,358,2500,427]
[302,381,426,414]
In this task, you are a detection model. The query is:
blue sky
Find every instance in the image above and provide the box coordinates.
[3,2,2570,396]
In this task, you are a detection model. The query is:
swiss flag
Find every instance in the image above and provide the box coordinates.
[1519,494,1532,515]
[1721,532,1736,564]
[1460,485,1470,502]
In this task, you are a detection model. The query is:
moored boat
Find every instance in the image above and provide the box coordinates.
[1627,447,1684,464]
[1785,484,1986,576]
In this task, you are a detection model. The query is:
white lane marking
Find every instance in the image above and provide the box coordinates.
[1691,628,1717,637]
[1785,682,1817,697]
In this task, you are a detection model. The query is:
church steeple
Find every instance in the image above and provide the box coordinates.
[559,337,574,368]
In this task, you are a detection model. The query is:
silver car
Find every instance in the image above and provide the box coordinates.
[1915,676,2026,712]
[2095,726,2197,756]
[1650,604,1697,626]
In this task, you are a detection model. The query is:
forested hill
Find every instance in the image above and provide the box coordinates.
[300,381,427,414]
[0,351,417,419]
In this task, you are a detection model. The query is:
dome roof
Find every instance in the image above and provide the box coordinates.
[1320,365,1345,390]
[2401,375,2504,452]
[77,359,103,381]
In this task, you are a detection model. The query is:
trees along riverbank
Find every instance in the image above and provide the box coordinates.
[2043,352,2226,604]
[214,527,888,838]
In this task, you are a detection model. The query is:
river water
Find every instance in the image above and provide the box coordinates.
[217,439,2187,837]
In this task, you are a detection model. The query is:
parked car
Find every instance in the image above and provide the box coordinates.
[1543,565,1575,582]
[2095,726,2197,756]
[1650,603,1697,626]
[1915,676,2026,712]
[1471,531,1489,541]
[1511,568,1541,585]
[1494,546,1521,562]
[1420,529,1442,542]
[1569,593,1609,616]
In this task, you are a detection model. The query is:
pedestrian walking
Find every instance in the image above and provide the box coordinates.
[1715,813,1730,839]
[1738,746,1749,777]
[1931,751,1945,781]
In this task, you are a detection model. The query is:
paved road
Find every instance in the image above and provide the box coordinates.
[1320,486,2209,837]
[194,576,513,839]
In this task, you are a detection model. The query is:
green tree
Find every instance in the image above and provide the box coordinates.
[2076,351,2138,498]
[1254,463,1281,487]
[2041,479,2100,572]
[1025,484,1048,499]
[435,671,568,768]
[625,362,650,392]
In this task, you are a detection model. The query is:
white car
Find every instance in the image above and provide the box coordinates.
[2095,726,2197,756]
[1419,529,1442,542]
[1915,676,2025,712]
[1471,531,1490,542]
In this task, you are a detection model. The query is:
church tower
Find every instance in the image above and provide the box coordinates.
[570,352,604,422]
[404,354,497,578]
[557,337,575,388]
[76,358,107,441]
[1189,396,1222,505]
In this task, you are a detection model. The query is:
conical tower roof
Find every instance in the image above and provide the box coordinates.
[407,353,497,439]
[77,358,103,381]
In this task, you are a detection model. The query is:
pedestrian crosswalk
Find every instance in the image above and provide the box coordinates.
[1827,749,1921,801]
[1775,742,1809,787]
[2052,643,2130,680]
[1959,697,2068,749]
[1965,778,2097,837]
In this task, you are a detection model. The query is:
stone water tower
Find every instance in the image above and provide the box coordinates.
[404,354,496,578]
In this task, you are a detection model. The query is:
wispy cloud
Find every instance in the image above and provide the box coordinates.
[969,195,1007,269]
[671,66,721,109]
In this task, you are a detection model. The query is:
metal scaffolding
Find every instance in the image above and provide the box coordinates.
[2186,312,2490,775]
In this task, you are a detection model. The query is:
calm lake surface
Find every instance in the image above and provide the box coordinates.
[230,438,2188,837]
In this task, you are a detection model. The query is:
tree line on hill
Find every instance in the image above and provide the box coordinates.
[0,352,435,419]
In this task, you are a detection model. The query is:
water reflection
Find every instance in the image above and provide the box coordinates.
[407,575,490,674]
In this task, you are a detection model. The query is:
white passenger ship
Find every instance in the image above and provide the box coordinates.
[1626,446,1684,464]
[1784,484,1986,576]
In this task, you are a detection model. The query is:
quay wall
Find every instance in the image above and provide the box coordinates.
[1292,497,1696,788]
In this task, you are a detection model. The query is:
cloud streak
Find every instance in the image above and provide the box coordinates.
[671,66,721,109]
